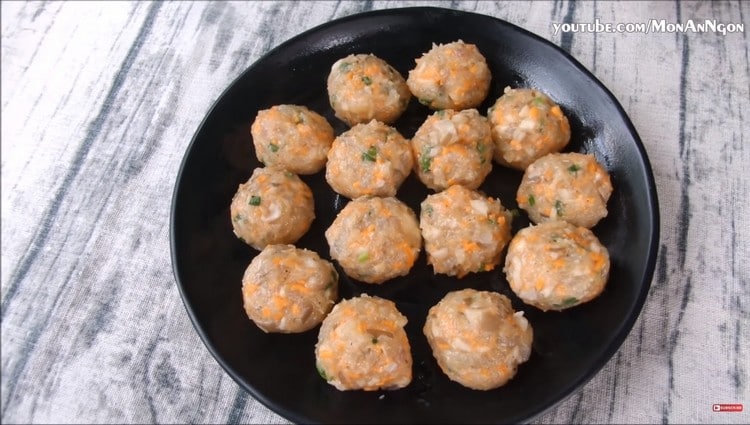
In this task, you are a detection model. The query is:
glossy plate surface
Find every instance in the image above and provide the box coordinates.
[171,7,659,424]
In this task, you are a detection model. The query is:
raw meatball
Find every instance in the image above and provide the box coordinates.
[326,120,413,198]
[251,104,334,175]
[230,167,315,250]
[325,197,421,284]
[517,152,613,228]
[241,245,338,333]
[488,87,571,170]
[504,221,610,311]
[327,54,411,126]
[315,295,412,391]
[411,109,493,191]
[423,289,533,390]
[420,185,512,278]
[407,40,491,110]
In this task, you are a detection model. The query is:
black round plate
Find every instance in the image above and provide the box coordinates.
[171,7,659,424]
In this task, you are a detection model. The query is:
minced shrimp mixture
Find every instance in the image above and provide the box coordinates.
[228,39,614,392]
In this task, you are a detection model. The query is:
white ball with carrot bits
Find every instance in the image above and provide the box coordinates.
[325,196,421,284]
[407,40,492,110]
[423,289,533,391]
[327,54,411,126]
[411,108,493,191]
[517,152,613,228]
[250,104,334,175]
[504,221,610,312]
[241,245,338,333]
[315,295,412,391]
[230,167,315,250]
[420,185,512,278]
[488,87,571,170]
[325,120,413,199]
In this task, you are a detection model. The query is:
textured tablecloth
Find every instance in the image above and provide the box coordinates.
[1,1,748,423]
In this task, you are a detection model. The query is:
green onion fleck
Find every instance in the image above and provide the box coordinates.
[269,143,279,153]
[316,363,330,381]
[418,98,432,106]
[420,156,431,173]
[420,147,432,173]
[423,204,434,217]
[249,195,261,206]
[436,109,446,117]
[362,76,372,85]
[527,194,536,207]
[532,97,546,107]
[560,297,579,307]
[325,268,338,291]
[339,62,351,72]
[568,164,581,173]
[477,143,487,163]
[232,214,244,223]
[362,146,377,162]
[357,251,370,263]
[555,200,564,217]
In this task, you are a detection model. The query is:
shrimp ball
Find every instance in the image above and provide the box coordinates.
[423,289,533,390]
[230,167,315,250]
[325,197,421,284]
[315,295,412,391]
[407,40,492,110]
[488,87,571,170]
[327,54,411,126]
[420,185,512,278]
[325,120,413,199]
[411,109,493,191]
[517,152,613,228]
[241,245,338,333]
[504,221,610,311]
[251,104,334,175]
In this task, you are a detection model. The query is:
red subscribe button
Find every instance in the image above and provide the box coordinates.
[713,403,743,412]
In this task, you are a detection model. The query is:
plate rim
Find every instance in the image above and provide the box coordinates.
[169,6,660,423]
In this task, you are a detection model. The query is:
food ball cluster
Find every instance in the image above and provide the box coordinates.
[242,245,338,333]
[227,38,614,394]
[517,152,613,228]
[423,289,533,390]
[315,295,412,391]
[326,120,413,199]
[325,196,421,285]
[411,108,493,191]
[327,54,412,126]
[230,167,315,250]
[504,221,611,312]
[407,40,492,110]
[420,185,512,278]
[488,87,571,170]
[251,104,334,175]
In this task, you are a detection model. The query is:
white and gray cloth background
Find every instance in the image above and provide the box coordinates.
[1,1,747,424]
